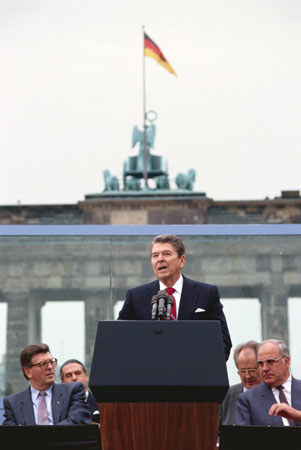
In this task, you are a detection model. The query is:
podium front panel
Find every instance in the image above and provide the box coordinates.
[90,320,228,402]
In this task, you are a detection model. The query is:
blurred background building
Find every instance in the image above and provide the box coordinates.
[1,187,301,393]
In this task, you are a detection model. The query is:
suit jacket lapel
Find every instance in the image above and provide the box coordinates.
[21,387,35,425]
[51,384,62,425]
[292,377,301,412]
[259,384,284,426]
[178,276,197,320]
[144,280,159,319]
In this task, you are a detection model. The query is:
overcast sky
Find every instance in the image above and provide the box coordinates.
[1,1,301,205]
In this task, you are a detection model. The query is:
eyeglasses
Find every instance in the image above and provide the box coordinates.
[237,368,258,375]
[257,357,283,367]
[30,358,58,369]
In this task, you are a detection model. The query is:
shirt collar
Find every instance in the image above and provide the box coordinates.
[159,274,183,293]
[271,374,292,393]
[282,374,292,390]
[31,384,53,400]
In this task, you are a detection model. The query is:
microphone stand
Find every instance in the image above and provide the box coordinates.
[165,295,174,320]
[151,295,158,320]
[151,290,174,320]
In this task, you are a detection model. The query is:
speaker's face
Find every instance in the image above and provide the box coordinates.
[151,242,186,286]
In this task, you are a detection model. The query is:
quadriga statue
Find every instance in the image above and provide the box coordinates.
[175,169,196,190]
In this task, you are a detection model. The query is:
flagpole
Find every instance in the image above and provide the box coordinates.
[142,25,148,189]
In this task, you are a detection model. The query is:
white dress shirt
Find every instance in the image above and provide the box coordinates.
[159,274,183,319]
[271,374,292,426]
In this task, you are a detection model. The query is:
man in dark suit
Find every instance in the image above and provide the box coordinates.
[3,343,91,426]
[236,339,301,426]
[118,234,232,360]
[60,359,100,423]
[221,340,261,425]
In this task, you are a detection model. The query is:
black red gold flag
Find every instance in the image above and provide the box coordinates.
[144,32,176,76]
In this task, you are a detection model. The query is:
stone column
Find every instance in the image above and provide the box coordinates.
[5,291,30,393]
[84,291,110,372]
[259,280,289,345]
[28,294,45,344]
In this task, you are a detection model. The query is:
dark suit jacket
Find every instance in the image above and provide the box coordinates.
[220,383,243,425]
[87,391,100,423]
[118,275,232,360]
[235,377,301,426]
[3,382,92,426]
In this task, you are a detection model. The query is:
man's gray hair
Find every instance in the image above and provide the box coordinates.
[151,234,185,258]
[233,340,260,367]
[258,339,290,358]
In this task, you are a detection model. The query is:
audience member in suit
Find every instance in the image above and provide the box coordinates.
[118,234,232,360]
[236,339,301,426]
[60,359,100,423]
[3,343,91,426]
[220,340,261,425]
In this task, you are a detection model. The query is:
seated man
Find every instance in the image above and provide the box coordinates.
[220,340,261,425]
[236,339,301,426]
[60,359,100,423]
[3,343,92,426]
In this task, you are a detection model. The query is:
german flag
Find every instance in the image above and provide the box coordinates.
[144,32,176,76]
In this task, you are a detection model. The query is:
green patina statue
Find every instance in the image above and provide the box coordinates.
[123,111,169,190]
[176,169,196,191]
[102,111,196,192]
[103,170,120,191]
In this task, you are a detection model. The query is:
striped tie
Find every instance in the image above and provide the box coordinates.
[37,391,50,425]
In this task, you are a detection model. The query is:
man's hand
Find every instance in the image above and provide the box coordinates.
[269,403,301,421]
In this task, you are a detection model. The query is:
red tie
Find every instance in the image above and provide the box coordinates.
[166,287,176,320]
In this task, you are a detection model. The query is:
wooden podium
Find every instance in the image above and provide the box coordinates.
[90,321,229,450]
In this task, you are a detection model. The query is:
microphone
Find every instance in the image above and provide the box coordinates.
[166,295,174,320]
[151,295,158,320]
[157,290,168,320]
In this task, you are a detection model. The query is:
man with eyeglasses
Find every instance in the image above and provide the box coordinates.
[236,339,301,426]
[2,343,92,426]
[220,340,261,425]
